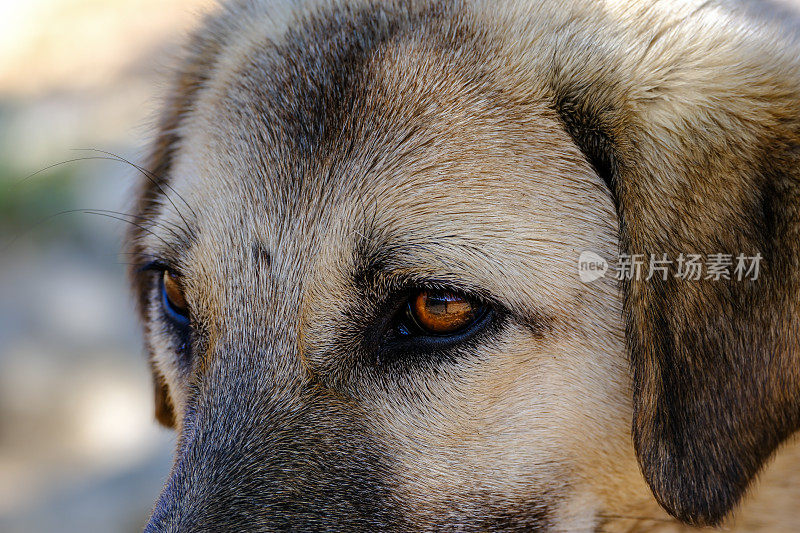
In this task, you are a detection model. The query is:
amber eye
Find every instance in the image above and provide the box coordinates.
[407,290,483,335]
[161,270,189,325]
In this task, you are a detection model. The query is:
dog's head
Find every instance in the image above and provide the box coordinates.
[128,1,800,531]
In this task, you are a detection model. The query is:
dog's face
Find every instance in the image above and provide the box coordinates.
[129,1,800,531]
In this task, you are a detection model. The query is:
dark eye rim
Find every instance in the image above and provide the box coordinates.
[139,261,191,329]
[372,286,499,362]
[373,297,499,370]
[159,273,191,327]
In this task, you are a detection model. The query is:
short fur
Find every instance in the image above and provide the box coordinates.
[127,1,800,531]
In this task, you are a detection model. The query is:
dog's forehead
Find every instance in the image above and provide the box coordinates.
[151,2,616,318]
[168,2,494,213]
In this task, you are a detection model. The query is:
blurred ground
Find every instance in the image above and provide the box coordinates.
[0,1,211,532]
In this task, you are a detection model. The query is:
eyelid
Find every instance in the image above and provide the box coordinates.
[138,260,168,274]
[377,271,498,306]
[138,259,186,279]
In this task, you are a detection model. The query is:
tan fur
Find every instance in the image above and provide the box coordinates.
[128,1,800,531]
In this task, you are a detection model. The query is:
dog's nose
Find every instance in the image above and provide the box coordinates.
[143,381,403,532]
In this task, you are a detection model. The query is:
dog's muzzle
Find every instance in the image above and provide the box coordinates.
[143,354,403,533]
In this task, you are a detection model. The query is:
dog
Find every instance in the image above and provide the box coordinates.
[126,0,800,530]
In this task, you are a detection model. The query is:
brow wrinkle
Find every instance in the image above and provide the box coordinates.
[251,241,272,269]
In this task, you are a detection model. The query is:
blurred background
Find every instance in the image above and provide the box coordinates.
[0,1,211,531]
[0,1,799,533]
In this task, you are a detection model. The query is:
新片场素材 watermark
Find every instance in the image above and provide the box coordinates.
[577,251,762,283]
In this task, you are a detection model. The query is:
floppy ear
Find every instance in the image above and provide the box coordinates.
[149,361,176,427]
[551,8,800,526]
[127,20,225,429]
